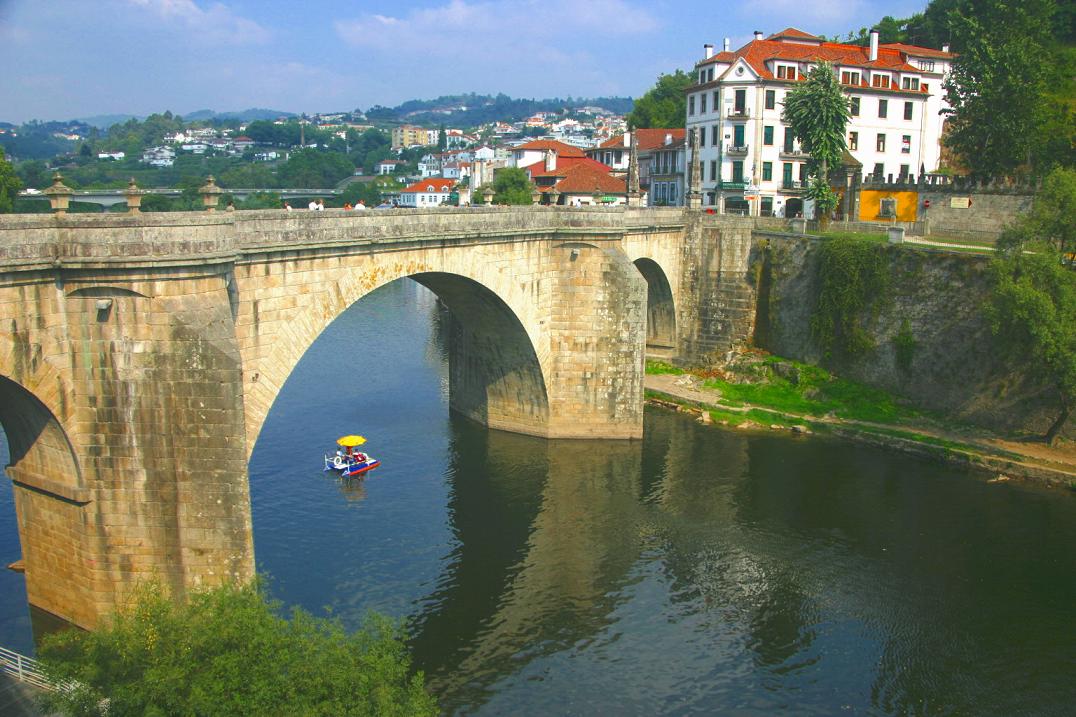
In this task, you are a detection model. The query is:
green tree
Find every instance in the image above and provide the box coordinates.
[988,243,1076,445]
[999,166,1076,257]
[782,61,850,222]
[488,167,535,205]
[943,0,1072,176]
[37,580,437,717]
[0,147,22,213]
[627,70,693,128]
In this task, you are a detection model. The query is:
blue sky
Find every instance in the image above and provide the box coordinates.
[0,0,929,123]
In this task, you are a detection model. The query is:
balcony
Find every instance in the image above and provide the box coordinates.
[725,144,749,156]
[727,107,750,120]
[779,180,808,192]
[779,147,807,159]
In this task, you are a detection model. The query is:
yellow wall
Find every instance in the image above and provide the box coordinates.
[859,189,919,222]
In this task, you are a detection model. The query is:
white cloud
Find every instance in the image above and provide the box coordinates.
[126,0,271,44]
[335,0,658,49]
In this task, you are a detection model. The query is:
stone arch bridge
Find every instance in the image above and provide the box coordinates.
[0,207,760,628]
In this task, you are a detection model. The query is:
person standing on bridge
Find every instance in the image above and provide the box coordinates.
[355,200,366,210]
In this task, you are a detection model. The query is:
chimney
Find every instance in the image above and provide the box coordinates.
[623,131,631,148]
[545,149,556,172]
[754,30,763,41]
[869,29,879,61]
[723,37,730,52]
[942,44,950,53]
[704,43,714,59]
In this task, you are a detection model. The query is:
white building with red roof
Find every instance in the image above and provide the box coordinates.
[509,139,586,169]
[399,177,456,208]
[686,27,953,217]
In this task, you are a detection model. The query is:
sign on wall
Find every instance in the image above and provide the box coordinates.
[950,197,971,209]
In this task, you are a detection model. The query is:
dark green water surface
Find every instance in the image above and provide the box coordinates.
[1,279,1074,715]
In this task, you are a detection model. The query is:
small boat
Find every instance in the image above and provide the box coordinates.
[325,435,381,478]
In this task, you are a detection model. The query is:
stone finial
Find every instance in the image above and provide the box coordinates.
[125,178,144,213]
[549,187,561,206]
[43,172,73,215]
[481,186,494,206]
[531,187,541,205]
[200,175,222,212]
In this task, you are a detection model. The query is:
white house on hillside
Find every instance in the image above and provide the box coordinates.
[399,177,456,208]
[685,27,953,217]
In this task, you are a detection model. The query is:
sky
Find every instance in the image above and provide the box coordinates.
[0,0,929,124]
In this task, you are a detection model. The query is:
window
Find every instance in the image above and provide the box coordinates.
[876,133,886,152]
[734,89,746,113]
[707,68,714,82]
[850,96,860,116]
[849,131,858,150]
[902,77,920,91]
[878,99,888,118]
[710,160,718,181]
[872,162,884,179]
[783,128,794,153]
[900,164,910,178]
[904,101,913,120]
[732,160,744,183]
[765,89,776,109]
[762,162,773,181]
[921,82,929,93]
[712,125,719,145]
[689,95,695,115]
[901,135,911,153]
[700,93,707,114]
[699,70,706,83]
[918,59,935,72]
[713,90,720,108]
[733,124,745,147]
[799,163,807,181]
[841,70,861,85]
[872,73,890,88]
[763,125,774,145]
[782,163,793,186]
[699,130,705,148]
[777,65,798,80]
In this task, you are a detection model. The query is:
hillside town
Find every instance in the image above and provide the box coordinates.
[1,27,964,216]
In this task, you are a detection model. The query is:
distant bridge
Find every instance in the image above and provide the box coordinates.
[16,187,342,208]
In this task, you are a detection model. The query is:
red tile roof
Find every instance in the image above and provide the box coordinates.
[525,156,611,179]
[543,163,626,195]
[766,28,822,42]
[511,139,586,157]
[402,178,455,193]
[697,33,947,80]
[596,128,686,151]
[879,43,955,60]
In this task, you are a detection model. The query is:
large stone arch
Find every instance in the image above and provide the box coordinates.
[0,374,99,628]
[237,243,562,453]
[632,258,677,358]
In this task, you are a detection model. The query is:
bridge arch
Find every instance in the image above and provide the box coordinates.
[0,375,99,628]
[632,258,677,358]
[240,257,554,454]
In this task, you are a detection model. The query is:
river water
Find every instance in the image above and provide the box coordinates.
[1,279,1074,715]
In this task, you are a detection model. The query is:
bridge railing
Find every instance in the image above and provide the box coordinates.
[0,645,56,691]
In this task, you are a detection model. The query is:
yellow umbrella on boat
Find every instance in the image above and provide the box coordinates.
[337,435,367,447]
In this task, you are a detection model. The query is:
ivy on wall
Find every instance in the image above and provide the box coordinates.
[810,237,890,362]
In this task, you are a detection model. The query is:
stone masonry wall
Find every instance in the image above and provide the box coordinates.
[919,190,1032,242]
[755,233,1068,437]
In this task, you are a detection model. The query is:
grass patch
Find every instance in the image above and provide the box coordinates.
[850,424,1021,460]
[645,360,684,375]
[818,230,890,244]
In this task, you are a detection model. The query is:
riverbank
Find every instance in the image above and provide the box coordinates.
[644,358,1076,491]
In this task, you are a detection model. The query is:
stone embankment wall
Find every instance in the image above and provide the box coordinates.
[919,189,1032,242]
[753,233,1068,438]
